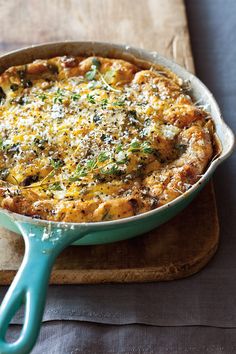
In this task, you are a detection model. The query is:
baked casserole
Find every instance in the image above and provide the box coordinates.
[0,56,214,222]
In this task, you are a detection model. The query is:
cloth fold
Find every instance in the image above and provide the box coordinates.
[7,322,236,354]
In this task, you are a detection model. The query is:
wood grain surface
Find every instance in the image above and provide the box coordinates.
[0,0,194,71]
[0,0,219,284]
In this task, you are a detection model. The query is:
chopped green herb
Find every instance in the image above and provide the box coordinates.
[98,152,109,162]
[116,156,128,165]
[71,93,81,101]
[69,175,79,182]
[141,142,154,154]
[115,144,123,153]
[69,164,87,181]
[99,156,126,175]
[114,100,125,107]
[49,182,63,191]
[78,170,87,177]
[85,58,101,81]
[129,140,141,152]
[53,88,65,104]
[38,93,47,101]
[50,158,64,169]
[87,94,96,104]
[101,98,108,107]
[85,66,97,81]
[76,164,87,177]
[86,159,97,170]
[100,164,119,175]
[76,164,82,173]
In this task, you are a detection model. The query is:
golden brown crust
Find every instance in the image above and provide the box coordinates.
[0,55,214,222]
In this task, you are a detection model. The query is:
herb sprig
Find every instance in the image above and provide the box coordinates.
[128,140,154,154]
[84,58,121,93]
[85,58,101,81]
[69,152,110,181]
[49,182,63,191]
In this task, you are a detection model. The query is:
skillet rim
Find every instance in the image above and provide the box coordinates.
[0,40,234,228]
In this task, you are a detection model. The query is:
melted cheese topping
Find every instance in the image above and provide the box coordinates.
[0,56,214,222]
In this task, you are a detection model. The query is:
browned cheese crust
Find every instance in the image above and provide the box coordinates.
[0,55,214,222]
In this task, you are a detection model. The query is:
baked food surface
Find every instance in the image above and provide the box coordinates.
[0,55,214,222]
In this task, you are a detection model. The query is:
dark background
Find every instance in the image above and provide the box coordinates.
[186,1,236,249]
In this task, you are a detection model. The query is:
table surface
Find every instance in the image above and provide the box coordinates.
[0,0,236,353]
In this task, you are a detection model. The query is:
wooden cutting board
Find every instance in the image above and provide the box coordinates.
[0,0,219,284]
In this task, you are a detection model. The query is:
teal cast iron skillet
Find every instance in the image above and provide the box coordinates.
[0,42,234,354]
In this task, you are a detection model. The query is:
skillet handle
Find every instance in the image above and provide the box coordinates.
[0,233,57,354]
